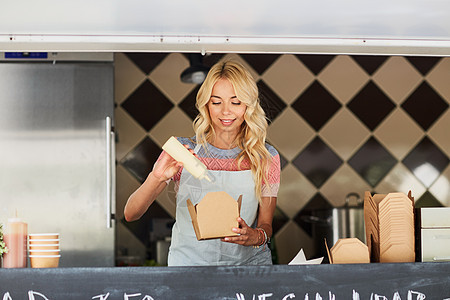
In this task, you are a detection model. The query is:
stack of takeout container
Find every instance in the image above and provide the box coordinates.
[28,233,60,268]
[364,191,415,263]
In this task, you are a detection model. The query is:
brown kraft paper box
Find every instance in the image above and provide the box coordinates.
[187,191,242,240]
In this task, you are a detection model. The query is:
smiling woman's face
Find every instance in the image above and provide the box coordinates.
[207,77,247,147]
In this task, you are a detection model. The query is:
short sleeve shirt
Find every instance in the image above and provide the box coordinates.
[166,137,281,198]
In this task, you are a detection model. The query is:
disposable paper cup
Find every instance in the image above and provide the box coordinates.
[29,255,61,268]
[29,249,61,256]
[29,233,59,240]
[29,244,60,250]
[29,239,60,245]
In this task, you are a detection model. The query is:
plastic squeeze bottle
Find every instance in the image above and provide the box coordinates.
[162,136,214,182]
[3,217,28,268]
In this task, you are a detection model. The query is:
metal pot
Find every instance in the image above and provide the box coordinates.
[301,193,365,260]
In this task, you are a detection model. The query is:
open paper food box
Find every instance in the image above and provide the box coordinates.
[187,191,242,240]
[325,237,370,264]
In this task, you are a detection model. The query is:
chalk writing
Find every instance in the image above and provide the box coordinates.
[0,289,445,300]
[2,291,154,300]
[91,293,154,300]
[235,290,431,300]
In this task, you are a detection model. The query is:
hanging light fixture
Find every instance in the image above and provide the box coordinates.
[180,53,210,84]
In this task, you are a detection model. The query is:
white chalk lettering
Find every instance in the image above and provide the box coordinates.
[235,293,257,300]
[329,292,335,300]
[28,291,48,300]
[234,290,429,300]
[141,296,154,300]
[282,293,296,300]
[408,290,426,300]
[371,294,388,300]
[2,292,12,300]
[92,292,110,300]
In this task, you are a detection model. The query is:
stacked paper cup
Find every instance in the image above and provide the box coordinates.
[28,233,60,268]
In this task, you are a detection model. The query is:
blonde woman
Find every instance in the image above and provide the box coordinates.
[124,61,281,266]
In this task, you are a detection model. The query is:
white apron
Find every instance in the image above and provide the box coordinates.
[167,168,272,266]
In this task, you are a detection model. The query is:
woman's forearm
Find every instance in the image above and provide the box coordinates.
[124,172,168,222]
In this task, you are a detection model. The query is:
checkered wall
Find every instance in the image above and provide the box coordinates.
[115,53,450,264]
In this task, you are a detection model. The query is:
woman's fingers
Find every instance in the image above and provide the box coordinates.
[221,218,257,246]
[152,151,183,181]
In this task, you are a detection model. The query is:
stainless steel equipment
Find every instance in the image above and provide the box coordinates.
[302,193,365,260]
[0,53,115,267]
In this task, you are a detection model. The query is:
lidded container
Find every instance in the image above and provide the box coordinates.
[162,136,214,182]
[3,217,28,268]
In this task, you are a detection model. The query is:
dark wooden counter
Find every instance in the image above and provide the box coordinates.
[1,262,449,299]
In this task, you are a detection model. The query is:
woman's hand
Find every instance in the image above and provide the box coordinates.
[221,217,261,246]
[152,145,196,182]
[124,144,194,222]
[151,151,183,182]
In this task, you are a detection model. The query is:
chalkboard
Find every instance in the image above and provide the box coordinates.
[1,263,449,299]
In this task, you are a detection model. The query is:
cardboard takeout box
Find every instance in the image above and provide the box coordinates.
[187,191,242,240]
[325,237,370,264]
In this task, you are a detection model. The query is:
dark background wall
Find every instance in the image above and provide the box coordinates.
[114,53,450,265]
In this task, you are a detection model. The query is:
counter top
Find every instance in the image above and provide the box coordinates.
[1,262,449,299]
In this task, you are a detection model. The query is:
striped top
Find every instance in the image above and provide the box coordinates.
[165,136,281,198]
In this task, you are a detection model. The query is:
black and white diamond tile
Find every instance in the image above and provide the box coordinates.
[348,136,397,187]
[178,86,201,121]
[267,107,315,160]
[318,55,369,104]
[121,136,162,183]
[148,53,194,105]
[121,80,174,131]
[372,56,422,104]
[257,80,287,123]
[375,163,426,199]
[114,53,147,105]
[114,52,450,264]
[429,165,450,206]
[261,54,314,105]
[373,109,424,160]
[401,81,449,131]
[347,81,396,131]
[277,164,316,219]
[320,163,371,207]
[125,53,168,74]
[240,54,280,75]
[402,136,449,188]
[292,81,342,131]
[428,109,450,158]
[115,106,147,161]
[320,108,370,160]
[406,56,442,76]
[415,191,444,208]
[426,58,450,102]
[295,54,335,75]
[351,55,388,75]
[292,136,343,188]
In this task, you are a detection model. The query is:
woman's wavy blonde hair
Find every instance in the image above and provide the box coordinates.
[193,60,271,201]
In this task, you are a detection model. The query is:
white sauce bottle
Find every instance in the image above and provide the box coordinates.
[162,136,214,182]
